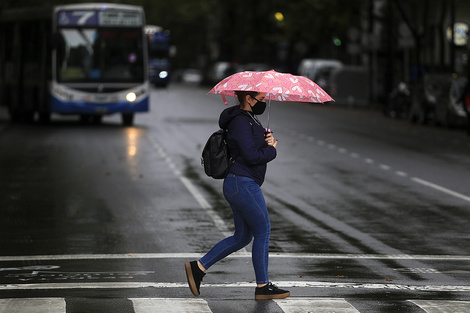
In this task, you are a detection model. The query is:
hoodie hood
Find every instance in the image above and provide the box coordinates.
[219,105,246,129]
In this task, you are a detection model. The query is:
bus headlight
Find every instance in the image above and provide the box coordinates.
[126,92,137,102]
[159,71,169,79]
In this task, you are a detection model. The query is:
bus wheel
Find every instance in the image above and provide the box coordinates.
[122,113,134,126]
[92,115,103,124]
[39,111,51,124]
[80,114,92,124]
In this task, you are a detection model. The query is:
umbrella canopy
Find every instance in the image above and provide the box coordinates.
[209,69,334,103]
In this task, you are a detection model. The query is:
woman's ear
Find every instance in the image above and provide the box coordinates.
[245,95,252,105]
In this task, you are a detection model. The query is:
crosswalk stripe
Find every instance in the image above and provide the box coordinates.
[2,297,470,312]
[129,298,212,313]
[408,300,470,313]
[274,298,360,313]
[0,298,65,313]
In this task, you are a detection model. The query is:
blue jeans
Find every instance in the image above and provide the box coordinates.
[199,174,271,284]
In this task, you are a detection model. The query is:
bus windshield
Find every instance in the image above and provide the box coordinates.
[57,28,144,83]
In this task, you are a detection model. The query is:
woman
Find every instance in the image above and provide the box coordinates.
[185,90,290,300]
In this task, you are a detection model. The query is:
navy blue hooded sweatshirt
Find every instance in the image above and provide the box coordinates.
[219,105,277,186]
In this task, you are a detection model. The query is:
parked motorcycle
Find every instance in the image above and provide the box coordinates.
[385,82,411,119]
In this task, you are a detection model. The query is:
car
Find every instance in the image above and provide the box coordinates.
[181,69,203,85]
[328,66,369,106]
[149,59,170,87]
[298,59,343,93]
[206,62,231,85]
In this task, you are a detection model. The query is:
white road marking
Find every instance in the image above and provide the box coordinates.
[379,164,391,171]
[1,297,469,313]
[281,127,469,204]
[409,300,470,313]
[412,177,470,203]
[179,176,234,238]
[130,298,212,313]
[149,137,236,240]
[274,298,360,313]
[395,171,408,177]
[2,281,470,292]
[2,252,470,262]
[0,298,65,313]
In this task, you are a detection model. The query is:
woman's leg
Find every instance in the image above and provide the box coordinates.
[219,175,271,285]
[199,175,253,270]
[199,209,252,269]
[235,177,271,285]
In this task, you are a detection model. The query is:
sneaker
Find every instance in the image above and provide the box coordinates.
[255,282,290,300]
[185,261,205,296]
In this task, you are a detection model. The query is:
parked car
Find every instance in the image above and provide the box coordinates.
[206,61,230,85]
[329,66,369,106]
[181,69,203,85]
[409,74,467,127]
[298,59,343,93]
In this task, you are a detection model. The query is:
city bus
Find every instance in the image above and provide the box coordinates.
[0,3,149,126]
[145,25,172,87]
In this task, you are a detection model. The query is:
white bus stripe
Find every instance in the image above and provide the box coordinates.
[409,300,470,312]
[129,298,212,313]
[275,298,360,313]
[0,298,65,313]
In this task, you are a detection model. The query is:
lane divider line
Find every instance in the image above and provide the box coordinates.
[411,177,470,203]
[284,129,470,204]
[148,137,243,245]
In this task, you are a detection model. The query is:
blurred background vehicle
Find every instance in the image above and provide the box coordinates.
[298,59,343,93]
[446,77,468,127]
[181,69,203,85]
[0,3,150,126]
[408,74,467,127]
[329,66,369,106]
[146,25,174,87]
[206,61,231,86]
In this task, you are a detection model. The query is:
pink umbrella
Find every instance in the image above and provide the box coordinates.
[209,69,334,104]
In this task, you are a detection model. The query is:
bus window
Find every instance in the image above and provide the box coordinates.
[57,28,144,83]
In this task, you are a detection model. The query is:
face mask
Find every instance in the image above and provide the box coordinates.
[249,96,267,115]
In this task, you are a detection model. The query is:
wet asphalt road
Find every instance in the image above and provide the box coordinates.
[1,83,470,312]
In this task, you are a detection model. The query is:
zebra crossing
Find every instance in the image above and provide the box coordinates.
[1,297,470,312]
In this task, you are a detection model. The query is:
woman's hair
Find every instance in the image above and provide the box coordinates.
[235,91,259,104]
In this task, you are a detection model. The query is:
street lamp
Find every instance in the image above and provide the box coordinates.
[274,12,284,22]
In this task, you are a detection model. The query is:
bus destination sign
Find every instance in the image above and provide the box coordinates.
[58,10,142,27]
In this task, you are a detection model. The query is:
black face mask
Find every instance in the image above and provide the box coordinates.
[249,96,267,115]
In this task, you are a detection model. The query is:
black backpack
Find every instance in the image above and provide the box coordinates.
[201,129,235,179]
